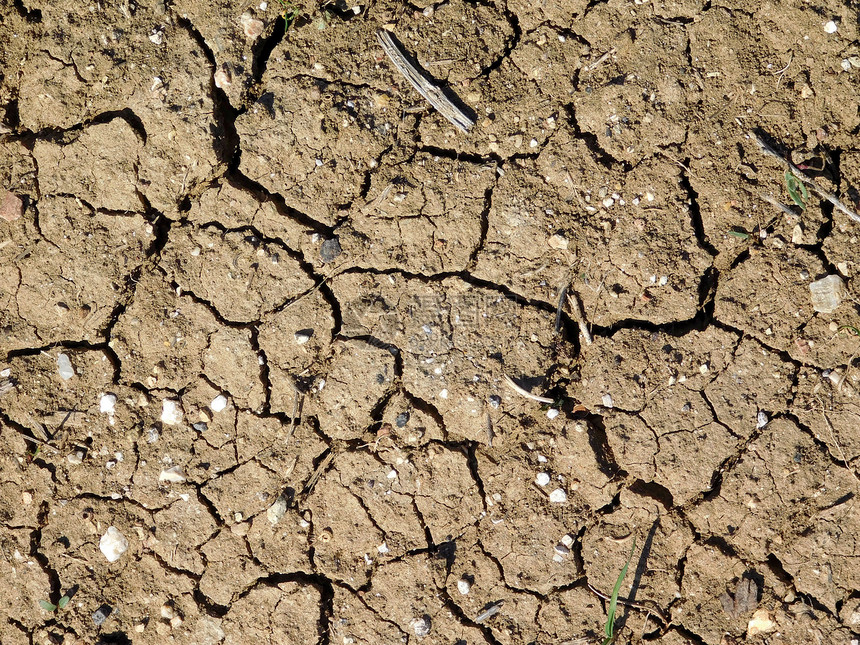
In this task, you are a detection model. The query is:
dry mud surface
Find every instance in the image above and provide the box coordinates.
[2,0,860,643]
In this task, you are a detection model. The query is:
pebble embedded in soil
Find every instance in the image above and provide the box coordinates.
[99,526,129,562]
[0,191,23,222]
[547,408,559,419]
[159,465,186,483]
[211,394,228,412]
[548,488,568,503]
[295,329,313,344]
[756,411,769,429]
[240,12,265,39]
[319,237,342,263]
[160,399,183,425]
[457,577,471,594]
[57,353,74,380]
[824,20,838,33]
[92,604,112,626]
[99,393,117,415]
[747,608,776,636]
[535,472,550,486]
[809,274,845,313]
[409,615,431,637]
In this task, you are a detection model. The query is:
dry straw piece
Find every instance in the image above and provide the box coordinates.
[376,29,475,133]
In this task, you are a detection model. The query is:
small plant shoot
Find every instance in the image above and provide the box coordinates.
[603,538,637,645]
[784,171,809,210]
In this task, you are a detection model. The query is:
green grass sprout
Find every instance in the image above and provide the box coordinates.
[602,538,637,645]
[273,0,301,30]
[784,170,809,210]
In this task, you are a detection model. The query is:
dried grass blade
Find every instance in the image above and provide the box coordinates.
[377,29,474,133]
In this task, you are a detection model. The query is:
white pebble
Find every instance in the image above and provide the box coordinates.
[99,527,129,562]
[377,542,390,554]
[824,20,838,33]
[267,495,288,525]
[602,393,614,408]
[159,466,186,483]
[439,389,449,399]
[161,399,183,425]
[99,393,117,415]
[259,1,267,8]
[554,543,570,555]
[535,472,551,486]
[561,533,574,548]
[457,578,471,595]
[409,616,431,637]
[57,353,74,380]
[67,451,83,465]
[549,488,568,503]
[210,394,228,413]
[756,410,769,429]
[547,408,559,419]
[294,331,312,345]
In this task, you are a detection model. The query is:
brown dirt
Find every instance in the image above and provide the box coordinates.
[2,0,860,643]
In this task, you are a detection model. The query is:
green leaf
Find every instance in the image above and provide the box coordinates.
[784,171,808,209]
[602,538,637,645]
[39,600,57,612]
[727,229,749,240]
[57,595,70,610]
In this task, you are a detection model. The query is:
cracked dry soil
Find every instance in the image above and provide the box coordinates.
[2,0,860,643]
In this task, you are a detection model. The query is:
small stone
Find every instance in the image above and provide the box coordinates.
[554,543,570,555]
[192,422,208,432]
[170,615,184,628]
[409,615,431,637]
[67,451,84,464]
[57,353,74,380]
[549,488,567,503]
[602,393,614,408]
[488,394,501,408]
[547,408,560,419]
[377,542,390,554]
[240,12,265,38]
[0,191,23,222]
[214,67,232,89]
[756,411,769,429]
[439,389,448,399]
[535,472,551,486]
[160,399,183,425]
[159,466,186,483]
[320,237,342,263]
[548,233,569,250]
[747,608,776,636]
[100,393,117,415]
[99,526,129,562]
[824,20,838,33]
[267,494,289,525]
[295,329,313,344]
[21,491,32,505]
[561,534,574,548]
[160,603,175,620]
[809,274,845,313]
[211,394,228,412]
[92,604,112,626]
[395,411,410,427]
[457,578,472,595]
